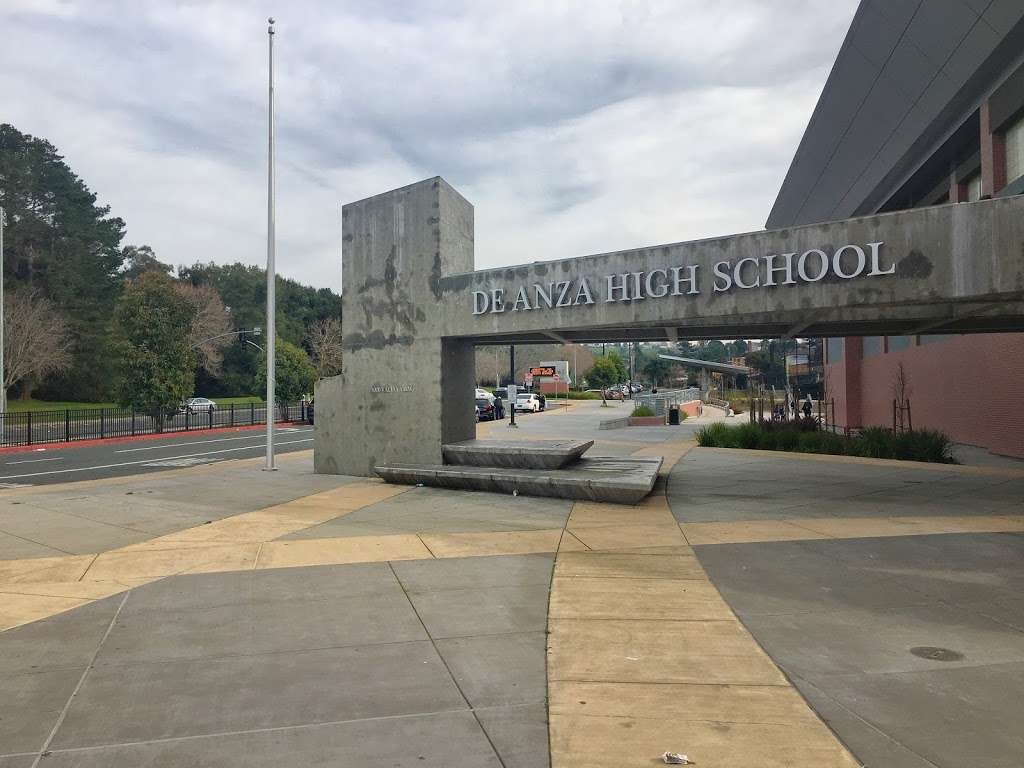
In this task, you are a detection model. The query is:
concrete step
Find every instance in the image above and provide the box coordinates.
[441,439,594,469]
[375,457,662,504]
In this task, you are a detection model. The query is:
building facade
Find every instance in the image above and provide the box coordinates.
[768,0,1024,457]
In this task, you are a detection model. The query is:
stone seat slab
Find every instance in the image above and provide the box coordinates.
[376,457,662,504]
[442,439,594,470]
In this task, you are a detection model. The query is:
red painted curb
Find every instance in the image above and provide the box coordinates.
[0,421,307,456]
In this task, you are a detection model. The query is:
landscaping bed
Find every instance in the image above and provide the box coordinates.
[696,420,955,463]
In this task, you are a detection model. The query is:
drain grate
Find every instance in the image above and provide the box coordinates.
[910,646,964,662]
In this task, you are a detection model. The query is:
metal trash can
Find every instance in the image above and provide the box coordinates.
[668,405,681,425]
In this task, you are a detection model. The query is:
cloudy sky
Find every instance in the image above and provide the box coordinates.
[1,1,859,291]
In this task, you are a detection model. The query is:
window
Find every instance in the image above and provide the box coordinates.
[1006,113,1024,185]
[965,172,982,202]
[886,336,912,353]
[826,338,843,363]
[920,333,955,345]
[863,336,883,358]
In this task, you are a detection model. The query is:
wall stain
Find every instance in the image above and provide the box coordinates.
[897,250,933,279]
[345,330,416,351]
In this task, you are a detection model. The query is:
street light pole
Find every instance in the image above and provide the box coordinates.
[264,17,277,471]
[508,345,516,428]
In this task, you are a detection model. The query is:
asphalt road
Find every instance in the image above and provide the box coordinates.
[0,425,314,487]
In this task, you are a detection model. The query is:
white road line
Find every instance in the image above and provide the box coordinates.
[3,457,64,465]
[0,438,313,480]
[114,429,312,453]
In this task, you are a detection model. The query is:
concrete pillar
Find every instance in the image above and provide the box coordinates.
[950,169,967,203]
[314,177,476,476]
[838,337,863,429]
[980,101,1007,197]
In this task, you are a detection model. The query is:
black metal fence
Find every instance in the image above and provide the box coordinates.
[0,401,310,448]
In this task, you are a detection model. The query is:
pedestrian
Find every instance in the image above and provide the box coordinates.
[493,395,505,420]
[802,394,813,419]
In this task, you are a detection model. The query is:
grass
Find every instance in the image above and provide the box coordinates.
[4,395,264,413]
[212,396,263,406]
[695,420,956,464]
[4,399,119,412]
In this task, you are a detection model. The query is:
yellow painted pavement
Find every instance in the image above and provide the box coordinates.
[547,438,862,768]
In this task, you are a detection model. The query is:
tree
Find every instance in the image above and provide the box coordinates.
[3,289,73,400]
[256,339,315,406]
[111,272,197,430]
[584,352,627,389]
[306,318,343,378]
[178,261,342,395]
[745,349,785,388]
[0,124,126,401]
[121,245,173,280]
[176,282,233,376]
[642,356,673,387]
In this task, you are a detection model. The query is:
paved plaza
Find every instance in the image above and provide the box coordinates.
[0,400,1022,767]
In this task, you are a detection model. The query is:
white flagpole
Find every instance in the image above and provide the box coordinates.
[265,17,277,471]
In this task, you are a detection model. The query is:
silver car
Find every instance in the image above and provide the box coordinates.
[182,397,217,414]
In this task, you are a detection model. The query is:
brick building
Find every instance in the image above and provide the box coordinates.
[768,1,1024,457]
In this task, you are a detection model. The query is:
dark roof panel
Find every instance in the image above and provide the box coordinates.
[767,0,1024,228]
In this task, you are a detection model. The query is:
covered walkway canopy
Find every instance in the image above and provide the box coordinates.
[656,354,752,377]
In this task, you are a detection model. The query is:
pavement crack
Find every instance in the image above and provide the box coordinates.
[30,590,130,768]
[385,559,510,768]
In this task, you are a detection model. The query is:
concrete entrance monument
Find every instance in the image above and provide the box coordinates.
[314,179,476,477]
[315,176,1024,479]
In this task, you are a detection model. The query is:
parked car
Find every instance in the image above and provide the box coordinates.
[475,388,495,402]
[604,388,625,400]
[493,387,508,400]
[180,397,216,414]
[475,397,496,421]
[514,393,543,413]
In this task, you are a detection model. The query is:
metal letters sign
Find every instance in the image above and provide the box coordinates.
[472,241,894,315]
[529,366,556,377]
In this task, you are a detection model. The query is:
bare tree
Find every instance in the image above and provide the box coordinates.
[306,318,343,378]
[892,362,911,431]
[3,289,73,399]
[176,283,233,375]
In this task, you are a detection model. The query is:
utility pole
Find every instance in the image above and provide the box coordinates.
[0,206,5,414]
[264,17,277,471]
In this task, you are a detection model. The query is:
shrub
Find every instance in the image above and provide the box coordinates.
[858,426,896,459]
[566,390,601,400]
[693,420,955,464]
[631,405,655,417]
[696,422,730,447]
[774,429,800,451]
[732,423,762,449]
[893,429,954,463]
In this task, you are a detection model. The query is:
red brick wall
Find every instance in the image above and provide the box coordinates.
[680,400,702,418]
[826,333,1024,458]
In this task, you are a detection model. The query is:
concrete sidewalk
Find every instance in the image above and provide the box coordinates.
[2,404,1023,767]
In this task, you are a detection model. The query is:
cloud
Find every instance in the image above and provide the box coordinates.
[0,0,858,291]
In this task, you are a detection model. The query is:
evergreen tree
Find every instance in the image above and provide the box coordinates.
[111,272,197,430]
[0,124,126,400]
